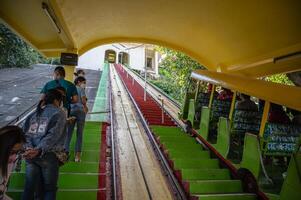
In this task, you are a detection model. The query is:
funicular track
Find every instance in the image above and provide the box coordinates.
[110,64,186,200]
[113,64,269,200]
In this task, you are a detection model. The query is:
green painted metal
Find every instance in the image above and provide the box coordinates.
[7,191,98,200]
[60,162,99,173]
[240,133,261,179]
[181,169,231,180]
[187,99,195,124]
[151,125,255,199]
[195,194,257,200]
[198,106,210,140]
[279,153,301,200]
[173,158,219,169]
[167,150,210,159]
[89,62,109,122]
[181,92,195,119]
[189,180,243,194]
[212,117,230,158]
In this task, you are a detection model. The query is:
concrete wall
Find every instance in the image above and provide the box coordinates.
[78,44,119,70]
[128,46,145,71]
[78,44,159,76]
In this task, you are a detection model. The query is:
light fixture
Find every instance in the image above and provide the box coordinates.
[42,2,61,34]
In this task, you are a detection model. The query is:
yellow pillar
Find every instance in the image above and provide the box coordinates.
[63,49,78,82]
[229,91,237,120]
[194,81,200,102]
[208,85,216,109]
[259,101,270,137]
[64,65,75,82]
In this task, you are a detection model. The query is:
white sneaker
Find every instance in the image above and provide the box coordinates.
[75,157,81,162]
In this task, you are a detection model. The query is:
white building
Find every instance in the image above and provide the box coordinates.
[78,43,160,77]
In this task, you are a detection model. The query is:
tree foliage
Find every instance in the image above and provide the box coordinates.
[0,23,47,68]
[152,46,204,102]
[265,73,294,86]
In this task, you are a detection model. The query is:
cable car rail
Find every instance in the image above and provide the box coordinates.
[111,64,187,200]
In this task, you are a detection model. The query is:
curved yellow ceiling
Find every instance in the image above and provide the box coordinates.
[1,0,301,77]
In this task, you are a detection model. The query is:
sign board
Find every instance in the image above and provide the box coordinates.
[60,53,78,66]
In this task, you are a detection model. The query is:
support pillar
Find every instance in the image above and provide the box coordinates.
[64,65,75,82]
[229,91,237,120]
[208,85,216,109]
[259,101,270,137]
[63,49,78,82]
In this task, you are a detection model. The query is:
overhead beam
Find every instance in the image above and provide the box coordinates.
[191,69,301,111]
[48,0,76,49]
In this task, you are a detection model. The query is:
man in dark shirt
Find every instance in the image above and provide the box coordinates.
[41,66,78,114]
[235,93,258,111]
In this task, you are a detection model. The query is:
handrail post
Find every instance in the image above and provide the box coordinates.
[161,98,165,124]
[144,67,147,101]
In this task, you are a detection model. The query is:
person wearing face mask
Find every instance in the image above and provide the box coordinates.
[22,89,67,200]
[41,66,78,117]
[0,126,26,200]
[74,69,85,78]
[64,76,88,162]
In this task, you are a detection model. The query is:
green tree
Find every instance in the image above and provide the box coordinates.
[265,73,294,86]
[0,23,46,68]
[153,46,204,102]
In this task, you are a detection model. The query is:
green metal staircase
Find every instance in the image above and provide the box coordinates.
[7,122,102,200]
[151,125,258,200]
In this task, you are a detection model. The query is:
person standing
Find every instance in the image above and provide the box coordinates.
[41,66,78,116]
[74,69,85,78]
[65,76,88,162]
[0,126,25,200]
[235,93,258,111]
[22,89,67,200]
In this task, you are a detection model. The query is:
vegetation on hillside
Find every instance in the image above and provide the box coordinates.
[0,23,58,68]
[150,47,204,103]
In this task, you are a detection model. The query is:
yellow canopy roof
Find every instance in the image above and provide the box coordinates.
[191,69,301,111]
[1,0,301,77]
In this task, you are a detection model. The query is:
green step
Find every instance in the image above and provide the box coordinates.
[190,180,243,194]
[162,142,200,149]
[60,162,99,173]
[151,126,184,135]
[69,151,100,162]
[7,190,98,200]
[154,131,186,137]
[193,193,257,200]
[8,173,98,189]
[58,174,98,189]
[167,149,210,159]
[161,140,197,146]
[17,159,100,174]
[174,158,219,169]
[73,142,101,151]
[181,169,231,180]
[158,136,197,143]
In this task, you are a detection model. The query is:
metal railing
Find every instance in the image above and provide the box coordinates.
[124,66,182,109]
[4,103,38,127]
